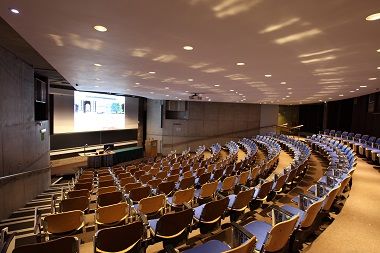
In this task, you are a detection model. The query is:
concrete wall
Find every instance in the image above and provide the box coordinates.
[0,46,50,220]
[146,100,279,154]
[260,104,279,134]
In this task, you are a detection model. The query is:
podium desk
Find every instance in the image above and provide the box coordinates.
[79,151,115,168]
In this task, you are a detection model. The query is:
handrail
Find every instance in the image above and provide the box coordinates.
[162,124,277,148]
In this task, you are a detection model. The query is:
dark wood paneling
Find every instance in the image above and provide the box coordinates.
[51,129,138,150]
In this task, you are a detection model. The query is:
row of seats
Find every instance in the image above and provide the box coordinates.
[6,135,322,253]
[321,129,380,163]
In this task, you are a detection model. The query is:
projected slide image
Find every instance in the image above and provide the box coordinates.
[74,91,125,132]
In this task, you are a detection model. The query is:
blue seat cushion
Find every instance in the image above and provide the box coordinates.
[228,195,236,209]
[244,221,272,251]
[148,218,159,235]
[194,204,205,220]
[183,240,230,253]
[281,205,305,227]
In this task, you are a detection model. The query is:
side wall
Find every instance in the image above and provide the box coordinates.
[0,46,50,220]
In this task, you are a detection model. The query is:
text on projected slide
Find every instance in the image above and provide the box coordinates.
[74,91,125,132]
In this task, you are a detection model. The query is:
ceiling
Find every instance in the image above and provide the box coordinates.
[1,0,379,104]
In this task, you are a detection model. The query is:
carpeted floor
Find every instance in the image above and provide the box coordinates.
[304,157,380,253]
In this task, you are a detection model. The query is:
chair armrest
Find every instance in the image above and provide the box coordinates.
[230,222,255,239]
[183,202,193,210]
[299,192,319,202]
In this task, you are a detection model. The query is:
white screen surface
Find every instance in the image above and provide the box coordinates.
[74,91,125,132]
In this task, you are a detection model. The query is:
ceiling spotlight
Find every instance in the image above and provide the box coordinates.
[214,84,220,87]
[94,25,108,32]
[135,82,140,85]
[286,95,290,98]
[265,74,272,78]
[366,13,380,21]
[239,93,243,95]
[328,97,332,100]
[236,62,246,66]
[185,90,189,93]
[183,46,194,51]
[377,67,380,70]
[188,79,194,82]
[150,91,154,94]
[179,98,182,101]
[148,71,156,74]
[356,88,360,90]
[165,87,169,89]
[377,49,380,53]
[287,87,292,90]
[281,81,286,84]
[319,100,322,102]
[10,8,20,14]
[94,63,102,67]
[339,94,344,96]
[96,78,101,80]
[242,95,246,97]
[369,77,377,80]
[230,89,234,92]
[208,99,211,101]
[360,85,367,88]
[350,90,355,93]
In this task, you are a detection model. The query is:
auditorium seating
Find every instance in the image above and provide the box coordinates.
[12,236,79,253]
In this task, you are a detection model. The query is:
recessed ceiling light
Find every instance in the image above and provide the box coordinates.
[235,91,238,94]
[205,97,209,99]
[356,88,360,90]
[349,90,355,93]
[236,62,246,66]
[339,94,344,96]
[265,74,272,78]
[286,95,290,98]
[230,89,234,92]
[135,82,140,85]
[287,87,292,90]
[328,97,332,100]
[148,71,156,74]
[10,8,20,14]
[377,67,380,70]
[239,93,243,95]
[94,63,102,67]
[282,98,286,100]
[94,85,99,88]
[96,78,101,80]
[188,79,194,82]
[369,77,377,80]
[281,81,286,84]
[150,91,154,94]
[94,25,108,32]
[208,99,211,101]
[165,87,169,89]
[214,84,220,87]
[165,94,169,97]
[360,85,367,88]
[319,100,322,102]
[183,46,194,51]
[288,92,293,94]
[366,13,380,21]
[242,95,246,97]
[185,91,189,93]
[377,49,380,53]
[179,98,182,101]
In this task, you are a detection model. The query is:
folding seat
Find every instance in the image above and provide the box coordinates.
[358,136,376,156]
[249,180,273,210]
[97,186,118,195]
[308,183,341,223]
[157,181,176,195]
[13,236,80,253]
[194,167,205,178]
[211,168,224,181]
[177,176,195,190]
[166,174,180,182]
[119,176,136,187]
[42,210,85,240]
[113,169,125,178]
[66,189,90,199]
[223,165,234,177]
[135,194,166,218]
[97,191,124,207]
[267,173,288,201]
[182,170,193,179]
[334,130,342,137]
[124,182,143,195]
[129,167,139,175]
[352,135,369,153]
[196,172,211,186]
[140,174,153,184]
[167,187,195,210]
[180,231,256,253]
[147,178,161,189]
[281,195,325,250]
[148,167,160,176]
[182,164,191,174]
[227,187,255,222]
[133,170,146,180]
[162,165,171,173]
[95,202,130,229]
[237,170,250,186]
[284,168,298,190]
[142,164,151,172]
[148,208,194,247]
[218,176,236,194]
[363,137,380,160]
[94,222,145,253]
[74,181,93,192]
[323,129,330,135]
[206,164,215,173]
[172,162,181,170]
[243,209,299,253]
[129,185,151,203]
[117,172,131,180]
[76,177,93,184]
[59,196,89,213]
[155,171,168,180]
[152,163,161,169]
[195,181,218,204]
[193,197,229,234]
[329,130,336,136]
